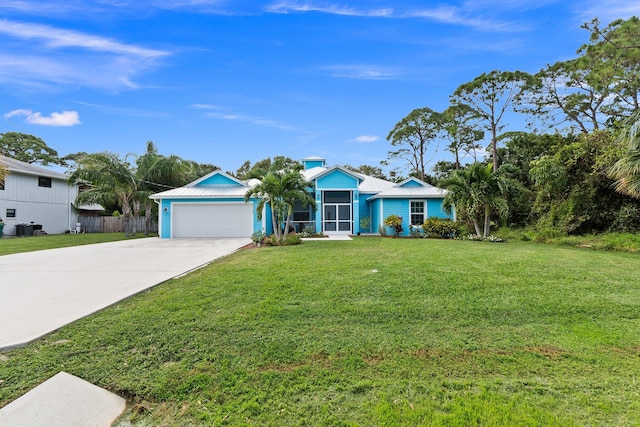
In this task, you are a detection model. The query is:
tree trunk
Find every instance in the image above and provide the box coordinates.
[270,202,280,241]
[483,206,491,238]
[472,217,482,237]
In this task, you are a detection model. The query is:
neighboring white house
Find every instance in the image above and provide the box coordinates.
[0,157,79,236]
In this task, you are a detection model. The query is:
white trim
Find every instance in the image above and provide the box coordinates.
[170,201,252,238]
[409,200,426,226]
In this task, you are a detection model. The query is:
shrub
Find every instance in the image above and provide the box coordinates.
[409,225,424,238]
[384,215,403,236]
[266,232,302,246]
[422,217,459,238]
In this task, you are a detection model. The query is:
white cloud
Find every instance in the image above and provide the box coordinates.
[265,1,520,31]
[353,135,379,143]
[579,0,640,23]
[0,20,170,91]
[0,20,168,59]
[266,2,393,17]
[321,65,397,80]
[204,110,296,132]
[4,109,81,126]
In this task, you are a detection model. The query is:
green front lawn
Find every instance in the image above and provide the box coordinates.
[1,238,639,425]
[0,233,155,256]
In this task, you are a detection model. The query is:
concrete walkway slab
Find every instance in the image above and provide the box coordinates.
[0,237,249,350]
[0,371,126,426]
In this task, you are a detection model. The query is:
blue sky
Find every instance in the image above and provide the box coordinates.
[1,0,639,175]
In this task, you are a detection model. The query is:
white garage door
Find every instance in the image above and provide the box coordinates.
[172,203,253,238]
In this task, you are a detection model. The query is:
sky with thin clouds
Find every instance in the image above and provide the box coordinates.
[1,0,639,174]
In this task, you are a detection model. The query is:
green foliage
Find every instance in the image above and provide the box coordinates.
[385,107,444,181]
[422,217,459,238]
[609,111,640,199]
[383,214,403,236]
[2,239,640,425]
[251,230,265,243]
[530,131,632,234]
[0,132,62,166]
[359,216,371,233]
[235,156,300,180]
[452,70,533,171]
[266,232,301,246]
[245,164,315,242]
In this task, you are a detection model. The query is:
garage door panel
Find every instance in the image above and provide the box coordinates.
[173,203,253,238]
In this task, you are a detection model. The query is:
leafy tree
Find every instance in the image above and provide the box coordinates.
[581,17,640,118]
[529,131,634,234]
[442,163,516,238]
[384,107,444,182]
[452,70,532,171]
[235,156,299,180]
[522,17,640,134]
[244,162,315,242]
[496,132,571,226]
[440,104,484,168]
[0,132,62,166]
[523,59,609,133]
[342,164,388,180]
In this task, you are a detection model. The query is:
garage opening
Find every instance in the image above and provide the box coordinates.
[172,202,253,238]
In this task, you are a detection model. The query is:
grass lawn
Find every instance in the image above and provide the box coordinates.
[1,237,639,425]
[0,233,156,256]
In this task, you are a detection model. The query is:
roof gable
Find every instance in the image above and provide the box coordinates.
[314,166,362,189]
[187,170,246,187]
[397,177,435,188]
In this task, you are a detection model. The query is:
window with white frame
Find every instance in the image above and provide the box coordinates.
[410,201,425,226]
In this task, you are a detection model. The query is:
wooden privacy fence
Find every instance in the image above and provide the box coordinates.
[78,216,158,234]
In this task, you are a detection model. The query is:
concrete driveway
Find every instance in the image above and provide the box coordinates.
[0,237,249,350]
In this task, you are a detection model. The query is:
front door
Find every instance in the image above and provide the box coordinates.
[323,191,352,234]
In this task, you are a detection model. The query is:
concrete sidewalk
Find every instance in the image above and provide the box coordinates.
[0,237,249,350]
[0,372,126,426]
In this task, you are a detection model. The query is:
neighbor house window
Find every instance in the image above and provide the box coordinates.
[410,201,425,226]
[6,209,16,218]
[38,177,52,188]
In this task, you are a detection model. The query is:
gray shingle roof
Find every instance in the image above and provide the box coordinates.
[1,157,69,180]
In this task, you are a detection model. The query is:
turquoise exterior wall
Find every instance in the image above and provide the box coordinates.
[427,199,451,218]
[303,159,325,169]
[316,170,358,189]
[198,174,240,186]
[359,193,374,233]
[381,198,410,235]
[370,199,382,234]
[399,180,423,188]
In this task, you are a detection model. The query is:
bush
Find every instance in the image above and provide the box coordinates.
[266,232,302,246]
[384,215,403,236]
[422,217,459,238]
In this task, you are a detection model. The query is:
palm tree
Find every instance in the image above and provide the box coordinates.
[135,141,190,234]
[609,112,640,199]
[245,165,315,242]
[442,163,515,238]
[69,152,138,236]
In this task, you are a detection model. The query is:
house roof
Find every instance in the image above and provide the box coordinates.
[150,186,254,199]
[149,170,259,199]
[0,156,69,181]
[367,178,447,200]
[150,159,447,200]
